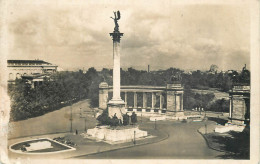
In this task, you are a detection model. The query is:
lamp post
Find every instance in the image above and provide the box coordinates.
[134,130,136,145]
[85,117,87,131]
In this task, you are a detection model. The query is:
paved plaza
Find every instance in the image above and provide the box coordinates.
[7,99,225,159]
[76,121,223,159]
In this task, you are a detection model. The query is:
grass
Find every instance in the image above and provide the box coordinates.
[11,138,72,153]
[204,130,249,159]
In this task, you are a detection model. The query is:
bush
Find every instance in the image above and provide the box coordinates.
[208,98,229,112]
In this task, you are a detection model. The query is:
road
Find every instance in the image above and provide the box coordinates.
[78,121,223,159]
[8,99,97,139]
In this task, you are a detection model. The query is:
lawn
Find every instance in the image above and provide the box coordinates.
[204,130,249,159]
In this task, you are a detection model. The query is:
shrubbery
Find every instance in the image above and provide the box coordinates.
[208,98,229,112]
[8,68,101,121]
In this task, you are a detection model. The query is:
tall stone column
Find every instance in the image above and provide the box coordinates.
[107,30,125,121]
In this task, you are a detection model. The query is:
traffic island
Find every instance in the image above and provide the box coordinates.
[9,138,76,155]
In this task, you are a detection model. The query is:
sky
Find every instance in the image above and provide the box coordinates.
[6,0,250,71]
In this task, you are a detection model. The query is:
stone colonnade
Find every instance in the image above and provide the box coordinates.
[99,83,184,114]
[124,91,164,111]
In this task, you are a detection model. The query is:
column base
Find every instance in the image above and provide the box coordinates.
[107,99,125,121]
[108,98,125,105]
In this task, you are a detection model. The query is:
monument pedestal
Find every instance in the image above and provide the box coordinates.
[108,99,126,121]
[85,126,148,144]
[174,111,185,117]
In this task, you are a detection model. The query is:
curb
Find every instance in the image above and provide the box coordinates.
[8,131,71,140]
[70,129,170,159]
[197,129,226,153]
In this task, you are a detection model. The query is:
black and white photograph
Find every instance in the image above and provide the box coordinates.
[0,0,259,163]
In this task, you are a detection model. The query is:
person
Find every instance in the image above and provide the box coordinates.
[131,112,137,124]
[113,113,118,119]
[123,113,130,126]
[112,113,119,126]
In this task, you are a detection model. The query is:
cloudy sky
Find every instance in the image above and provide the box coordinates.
[6,0,250,71]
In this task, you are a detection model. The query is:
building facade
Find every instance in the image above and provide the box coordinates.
[7,60,58,83]
[228,85,250,125]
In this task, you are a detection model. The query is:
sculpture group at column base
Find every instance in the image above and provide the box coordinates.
[107,99,126,121]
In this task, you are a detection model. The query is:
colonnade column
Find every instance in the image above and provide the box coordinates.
[152,92,155,109]
[174,93,177,111]
[134,92,137,108]
[160,93,163,109]
[125,92,128,108]
[143,92,147,108]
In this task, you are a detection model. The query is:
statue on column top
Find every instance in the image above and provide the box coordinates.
[110,11,121,32]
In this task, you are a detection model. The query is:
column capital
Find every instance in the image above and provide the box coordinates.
[110,31,124,42]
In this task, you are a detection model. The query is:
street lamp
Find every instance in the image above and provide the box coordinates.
[155,119,157,130]
[133,130,136,145]
[85,117,87,131]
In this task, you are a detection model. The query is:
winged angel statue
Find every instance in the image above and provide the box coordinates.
[111,11,121,32]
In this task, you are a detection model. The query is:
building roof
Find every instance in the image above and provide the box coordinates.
[7,60,52,65]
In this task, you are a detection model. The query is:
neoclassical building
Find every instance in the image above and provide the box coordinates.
[7,60,58,84]
[99,82,184,116]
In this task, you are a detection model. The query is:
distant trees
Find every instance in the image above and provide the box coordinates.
[208,98,229,112]
[9,65,250,121]
[183,85,215,110]
[8,68,100,121]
